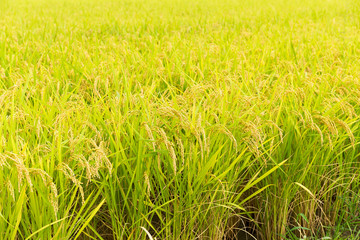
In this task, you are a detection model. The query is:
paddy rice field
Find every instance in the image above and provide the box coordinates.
[1,0,360,239]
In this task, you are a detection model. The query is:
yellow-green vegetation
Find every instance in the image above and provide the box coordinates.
[1,0,360,239]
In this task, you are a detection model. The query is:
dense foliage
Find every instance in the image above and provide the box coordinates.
[1,0,360,239]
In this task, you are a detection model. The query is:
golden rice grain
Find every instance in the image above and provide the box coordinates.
[334,118,355,147]
[156,128,177,174]
[175,136,185,166]
[49,182,59,217]
[144,171,151,196]
[6,180,15,202]
[58,163,84,204]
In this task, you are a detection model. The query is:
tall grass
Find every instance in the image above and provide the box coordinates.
[1,0,360,239]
